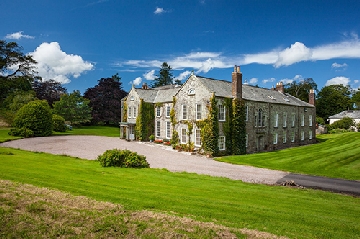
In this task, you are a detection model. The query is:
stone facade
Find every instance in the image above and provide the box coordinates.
[120,67,316,154]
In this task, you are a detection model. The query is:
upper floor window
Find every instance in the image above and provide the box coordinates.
[156,106,161,117]
[245,105,249,121]
[301,114,305,126]
[182,105,187,120]
[291,114,295,127]
[218,136,226,150]
[196,104,202,120]
[283,113,287,127]
[128,106,132,118]
[218,105,225,121]
[256,109,265,127]
[274,113,279,127]
[166,106,171,118]
[133,107,137,118]
[309,115,313,126]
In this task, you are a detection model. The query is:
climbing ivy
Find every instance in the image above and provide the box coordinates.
[201,93,219,156]
[170,97,179,146]
[232,98,246,155]
[122,101,127,122]
[135,99,154,141]
[223,98,233,155]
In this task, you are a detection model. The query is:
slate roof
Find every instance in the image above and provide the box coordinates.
[196,76,314,107]
[328,110,360,119]
[134,85,180,103]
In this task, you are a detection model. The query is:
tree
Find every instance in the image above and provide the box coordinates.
[32,79,67,107]
[0,40,37,102]
[84,74,127,124]
[53,90,92,125]
[151,62,176,87]
[351,90,360,109]
[11,100,53,137]
[284,78,318,102]
[316,84,353,122]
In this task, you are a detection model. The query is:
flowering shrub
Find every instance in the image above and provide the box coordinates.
[154,139,163,144]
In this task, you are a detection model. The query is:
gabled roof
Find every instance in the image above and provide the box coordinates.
[196,76,314,107]
[328,110,360,119]
[131,85,180,103]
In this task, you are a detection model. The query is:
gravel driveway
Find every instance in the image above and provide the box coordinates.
[0,135,288,184]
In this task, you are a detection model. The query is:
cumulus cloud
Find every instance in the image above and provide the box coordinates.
[249,78,258,84]
[275,42,312,67]
[325,76,350,86]
[31,42,94,84]
[154,7,165,14]
[143,70,156,80]
[331,62,348,71]
[263,78,276,84]
[5,31,34,40]
[176,71,191,82]
[132,77,142,86]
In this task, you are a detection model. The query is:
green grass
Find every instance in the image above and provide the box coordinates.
[0,127,21,143]
[0,147,359,239]
[53,125,120,137]
[217,132,360,180]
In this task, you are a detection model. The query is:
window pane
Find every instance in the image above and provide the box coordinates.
[195,129,201,146]
[219,105,225,121]
[196,104,202,120]
[166,122,171,138]
[181,128,187,143]
[156,121,160,137]
[182,105,187,120]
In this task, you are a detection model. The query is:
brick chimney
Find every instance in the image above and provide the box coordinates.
[276,82,284,94]
[309,89,315,105]
[142,82,148,89]
[232,65,242,99]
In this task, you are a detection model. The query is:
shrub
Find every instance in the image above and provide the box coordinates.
[11,100,52,137]
[97,149,149,168]
[8,127,34,138]
[52,114,67,132]
[328,117,354,131]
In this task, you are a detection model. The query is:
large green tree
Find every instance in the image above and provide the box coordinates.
[32,79,67,107]
[284,78,317,102]
[316,84,353,121]
[151,62,180,87]
[53,90,92,125]
[84,74,127,125]
[0,40,37,103]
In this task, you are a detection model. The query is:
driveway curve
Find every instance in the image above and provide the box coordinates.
[0,135,288,184]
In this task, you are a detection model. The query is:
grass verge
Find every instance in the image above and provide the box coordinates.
[217,132,360,180]
[0,147,359,239]
[53,125,120,137]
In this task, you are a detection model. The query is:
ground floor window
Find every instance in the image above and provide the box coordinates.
[283,131,286,143]
[195,129,201,146]
[156,121,160,137]
[246,134,248,148]
[301,131,304,141]
[273,133,278,144]
[181,128,187,144]
[218,136,225,150]
[309,130,312,139]
[166,122,171,139]
[291,132,295,142]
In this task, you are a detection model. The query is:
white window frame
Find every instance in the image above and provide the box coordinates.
[309,130,313,140]
[309,115,313,126]
[182,105,187,120]
[301,131,304,141]
[291,114,295,127]
[273,133,278,144]
[166,106,170,118]
[283,113,287,127]
[156,121,161,137]
[291,132,295,142]
[128,106,132,118]
[246,134,248,148]
[283,131,287,143]
[301,114,305,126]
[166,121,171,139]
[133,107,136,118]
[274,113,279,127]
[218,136,225,150]
[156,106,161,117]
[218,105,225,121]
[181,128,187,144]
[245,105,249,121]
[196,104,202,120]
[195,129,201,146]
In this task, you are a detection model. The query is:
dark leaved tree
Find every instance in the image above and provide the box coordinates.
[151,62,176,87]
[84,73,127,125]
[32,79,67,107]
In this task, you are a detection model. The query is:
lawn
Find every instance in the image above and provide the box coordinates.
[54,125,120,137]
[0,147,359,239]
[217,132,360,180]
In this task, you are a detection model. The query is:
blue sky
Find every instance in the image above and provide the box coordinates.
[2,0,360,94]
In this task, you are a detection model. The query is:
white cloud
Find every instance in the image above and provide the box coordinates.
[242,51,278,65]
[331,62,348,69]
[263,78,276,84]
[275,42,312,67]
[354,80,359,84]
[143,70,156,80]
[31,42,94,84]
[132,77,142,86]
[154,7,165,14]
[325,76,350,86]
[5,31,34,40]
[176,71,191,82]
[249,78,258,84]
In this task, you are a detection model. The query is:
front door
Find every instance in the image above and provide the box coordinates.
[129,125,135,140]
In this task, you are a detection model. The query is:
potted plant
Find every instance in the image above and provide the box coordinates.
[149,135,155,142]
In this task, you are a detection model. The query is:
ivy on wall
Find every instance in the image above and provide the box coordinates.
[201,93,219,157]
[170,97,179,146]
[122,101,127,122]
[223,97,233,155]
[232,98,246,155]
[135,99,154,141]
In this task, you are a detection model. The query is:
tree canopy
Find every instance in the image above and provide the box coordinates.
[151,62,180,87]
[84,74,127,124]
[316,84,353,121]
[284,78,317,102]
[32,79,67,107]
[53,90,92,125]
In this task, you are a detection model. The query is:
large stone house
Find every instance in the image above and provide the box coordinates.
[120,66,316,154]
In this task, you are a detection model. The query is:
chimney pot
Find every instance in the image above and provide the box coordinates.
[232,65,242,99]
